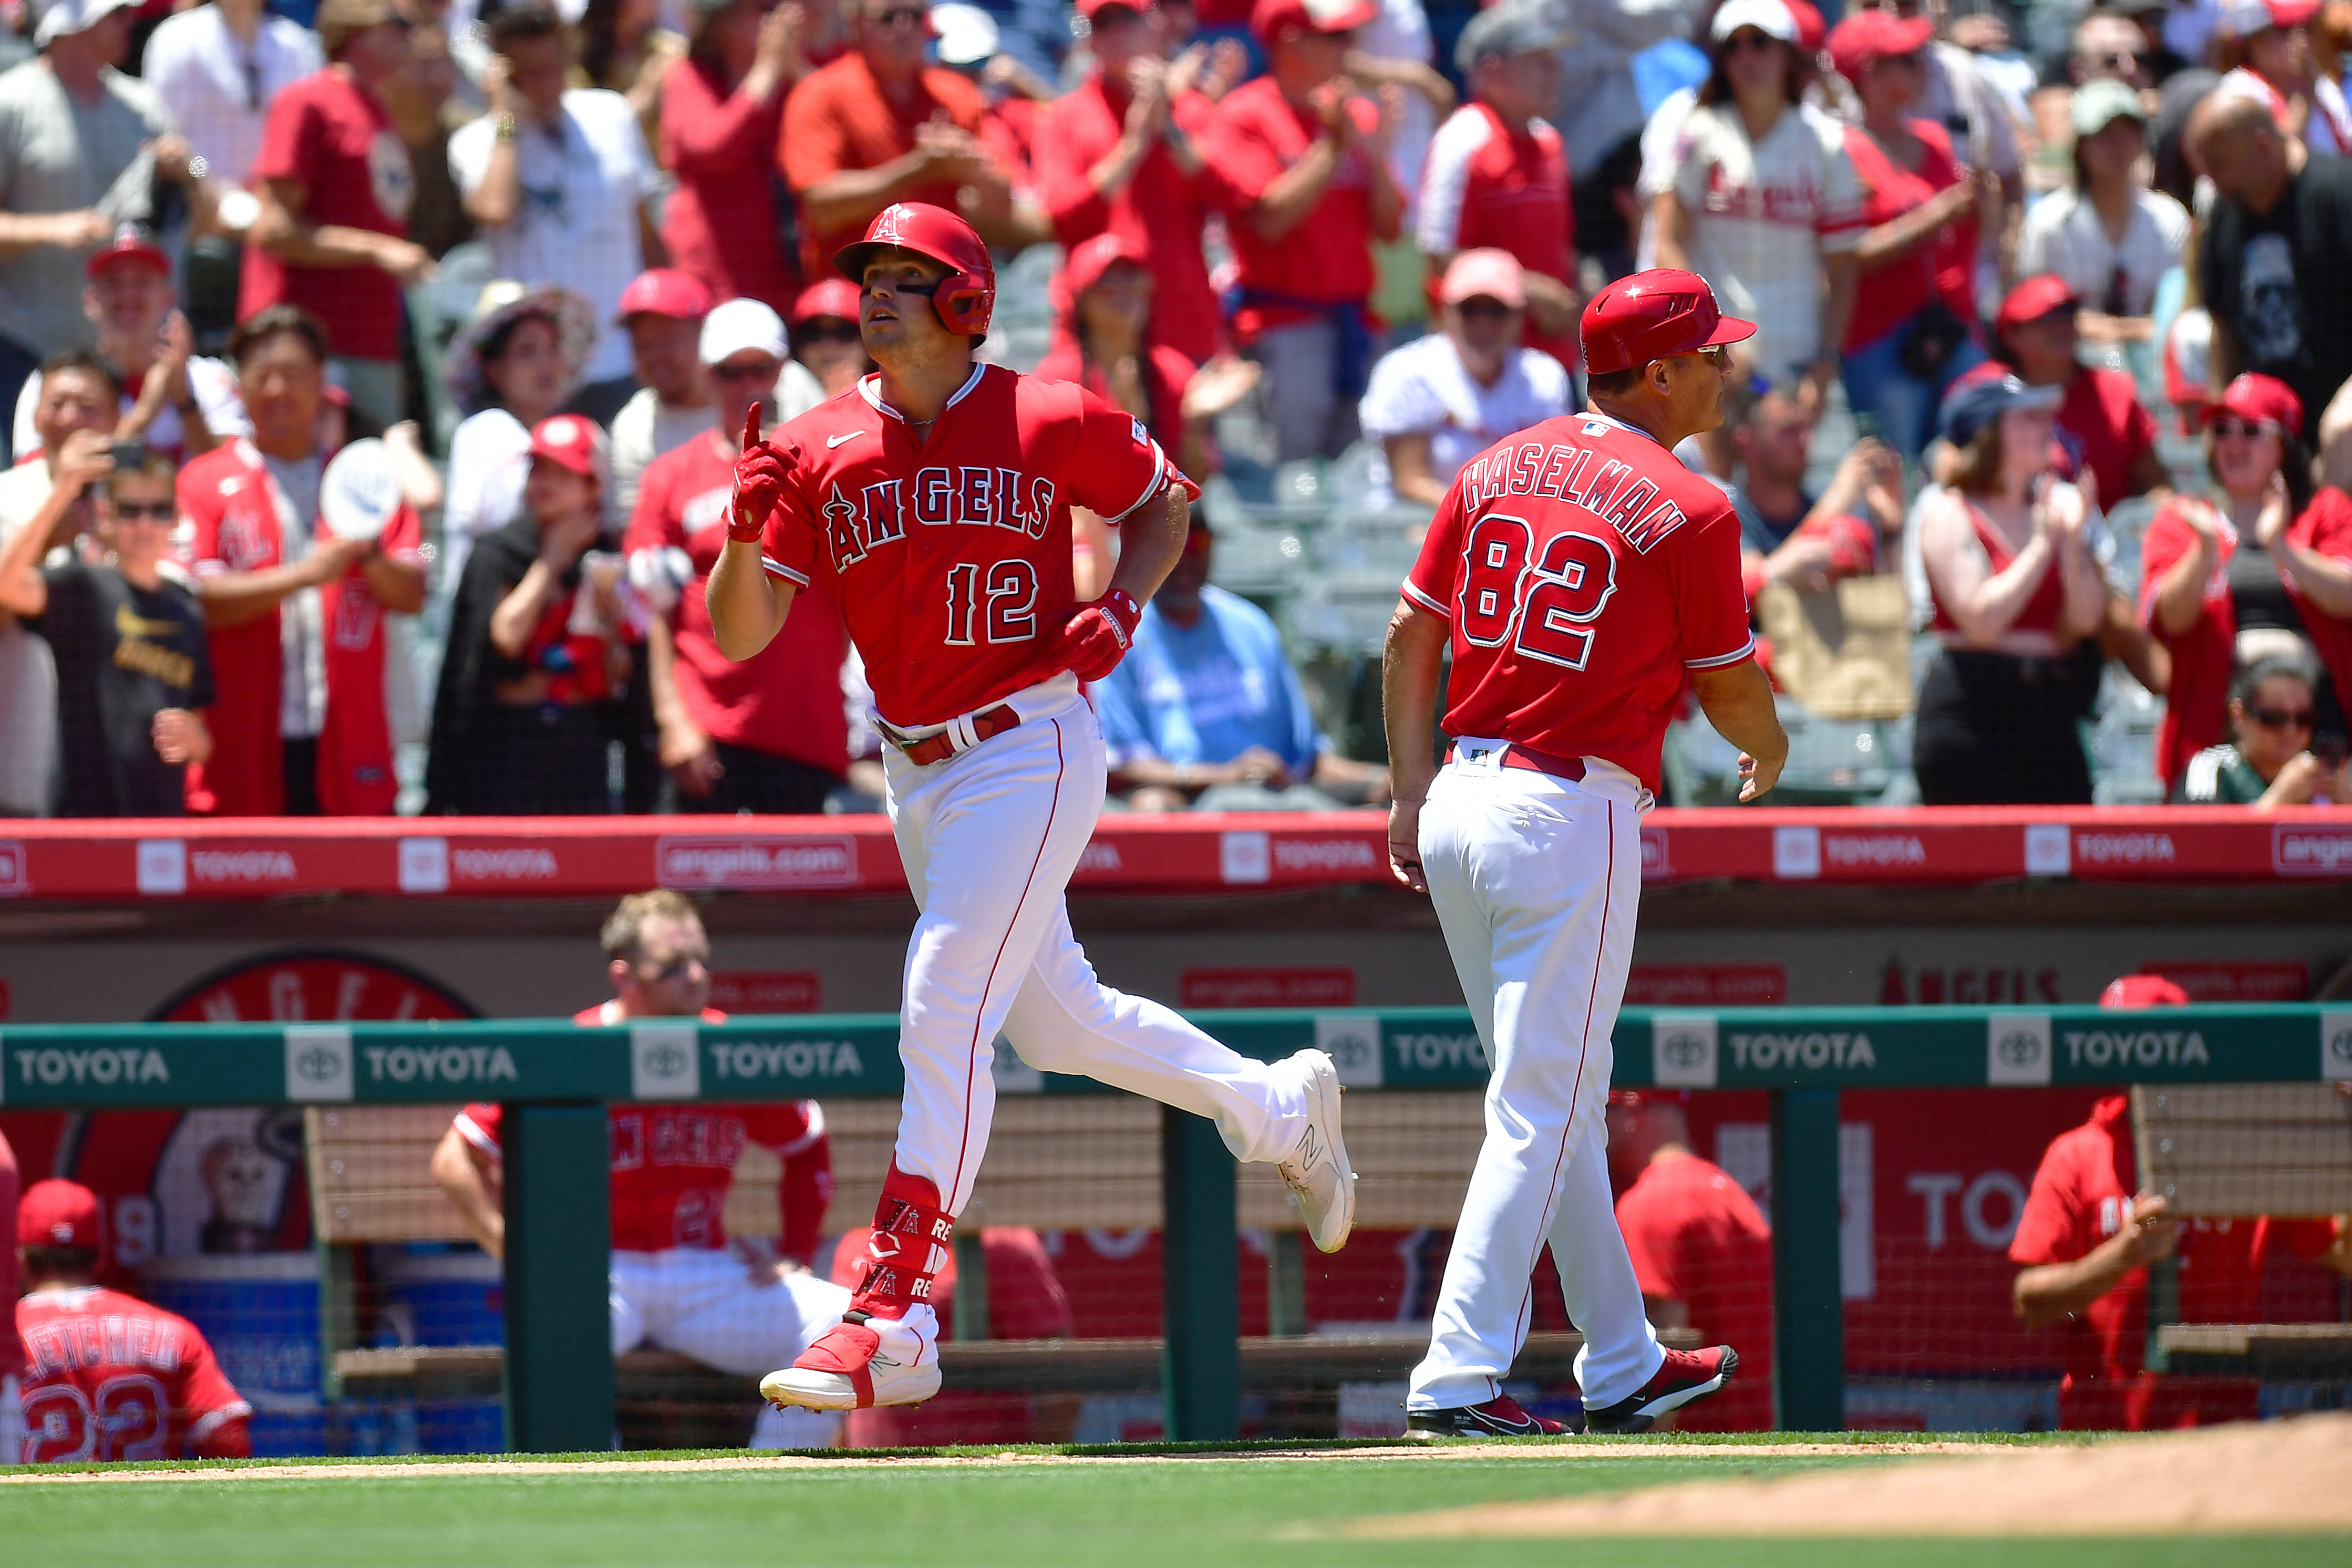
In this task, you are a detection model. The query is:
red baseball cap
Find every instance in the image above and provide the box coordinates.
[18,1178,102,1251]
[790,277,861,325]
[1066,232,1153,305]
[2202,372,2304,433]
[2221,0,2318,36]
[1580,267,1755,376]
[1077,0,1153,18]
[529,413,607,481]
[1996,273,2081,335]
[1252,0,1377,43]
[85,222,169,279]
[615,267,715,325]
[1825,8,1935,82]
[2100,974,2192,1008]
[1783,0,1825,53]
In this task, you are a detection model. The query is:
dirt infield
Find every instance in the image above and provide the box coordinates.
[1352,1412,2352,1537]
[0,1438,1990,1485]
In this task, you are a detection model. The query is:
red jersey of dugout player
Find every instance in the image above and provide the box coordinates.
[1606,1089,1775,1433]
[2008,975,2352,1431]
[431,892,832,1265]
[430,892,850,1406]
[15,1179,253,1463]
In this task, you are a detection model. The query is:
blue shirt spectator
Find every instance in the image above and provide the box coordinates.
[1097,515,1388,811]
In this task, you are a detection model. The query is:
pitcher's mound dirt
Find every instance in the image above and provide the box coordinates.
[1350,1412,2352,1538]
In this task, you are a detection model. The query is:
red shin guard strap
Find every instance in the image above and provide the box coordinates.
[851,1163,953,1318]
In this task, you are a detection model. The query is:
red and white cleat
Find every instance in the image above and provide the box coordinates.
[1580,1345,1738,1434]
[759,1308,942,1412]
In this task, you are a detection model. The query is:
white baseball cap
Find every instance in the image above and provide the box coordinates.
[699,298,788,366]
[34,0,138,47]
[1711,0,1798,45]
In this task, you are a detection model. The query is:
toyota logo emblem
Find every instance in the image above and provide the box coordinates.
[1328,1031,1374,1070]
[295,1044,343,1081]
[2329,1026,2352,1065]
[644,1043,690,1078]
[1997,1031,2042,1068]
[1663,1034,1707,1069]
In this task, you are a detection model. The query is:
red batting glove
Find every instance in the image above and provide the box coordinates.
[1055,589,1142,682]
[729,407,783,544]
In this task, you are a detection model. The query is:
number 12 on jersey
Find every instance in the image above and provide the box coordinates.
[1458,515,1619,670]
[944,559,1041,646]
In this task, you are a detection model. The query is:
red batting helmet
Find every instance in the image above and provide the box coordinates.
[1580,268,1757,376]
[834,202,996,338]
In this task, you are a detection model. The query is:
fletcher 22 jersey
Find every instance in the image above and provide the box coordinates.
[758,365,1197,729]
[1402,409,1755,789]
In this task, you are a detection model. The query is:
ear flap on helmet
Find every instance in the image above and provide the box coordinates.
[934,274,994,337]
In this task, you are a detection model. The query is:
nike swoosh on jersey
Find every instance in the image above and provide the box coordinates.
[827,431,864,448]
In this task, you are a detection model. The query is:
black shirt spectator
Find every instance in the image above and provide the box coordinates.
[0,446,213,816]
[2192,90,2352,447]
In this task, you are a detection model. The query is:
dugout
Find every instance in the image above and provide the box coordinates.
[2,807,2348,1453]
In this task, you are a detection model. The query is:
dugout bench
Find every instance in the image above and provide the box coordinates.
[4,1003,2345,1450]
[310,1094,1663,1442]
[2134,1084,2352,1381]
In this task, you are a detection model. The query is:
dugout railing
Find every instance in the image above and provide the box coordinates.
[4,1003,2346,1449]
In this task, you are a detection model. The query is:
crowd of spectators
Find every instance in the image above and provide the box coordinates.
[0,0,2349,818]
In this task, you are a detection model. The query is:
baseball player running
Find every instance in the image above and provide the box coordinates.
[1382,270,1789,1437]
[710,203,1355,1415]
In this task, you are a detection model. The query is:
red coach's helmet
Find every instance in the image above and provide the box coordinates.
[834,202,996,337]
[1580,269,1757,376]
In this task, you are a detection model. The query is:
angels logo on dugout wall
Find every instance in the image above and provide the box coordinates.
[0,953,478,1293]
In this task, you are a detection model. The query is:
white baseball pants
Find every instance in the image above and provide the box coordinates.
[882,675,1308,1215]
[1405,746,1665,1413]
[608,1247,851,1376]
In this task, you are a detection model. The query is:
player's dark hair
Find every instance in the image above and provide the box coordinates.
[37,347,122,404]
[490,0,564,53]
[21,1245,100,1281]
[1582,365,1644,401]
[229,305,332,369]
[2205,424,2316,518]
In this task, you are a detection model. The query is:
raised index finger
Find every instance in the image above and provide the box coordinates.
[741,406,762,453]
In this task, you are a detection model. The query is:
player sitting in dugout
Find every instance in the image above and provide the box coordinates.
[431,890,847,1448]
[2009,975,2352,1431]
[1097,509,1390,811]
[14,1179,253,1462]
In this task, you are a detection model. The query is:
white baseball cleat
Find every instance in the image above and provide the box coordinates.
[1275,1048,1357,1253]
[760,1311,942,1412]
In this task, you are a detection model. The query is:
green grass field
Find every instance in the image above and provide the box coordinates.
[6,1440,2346,1566]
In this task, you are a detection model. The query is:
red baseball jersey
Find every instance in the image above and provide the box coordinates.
[1615,1154,1775,1432]
[758,366,1196,729]
[452,1004,833,1261]
[16,1287,251,1462]
[2008,1095,2338,1430]
[1401,410,1755,788]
